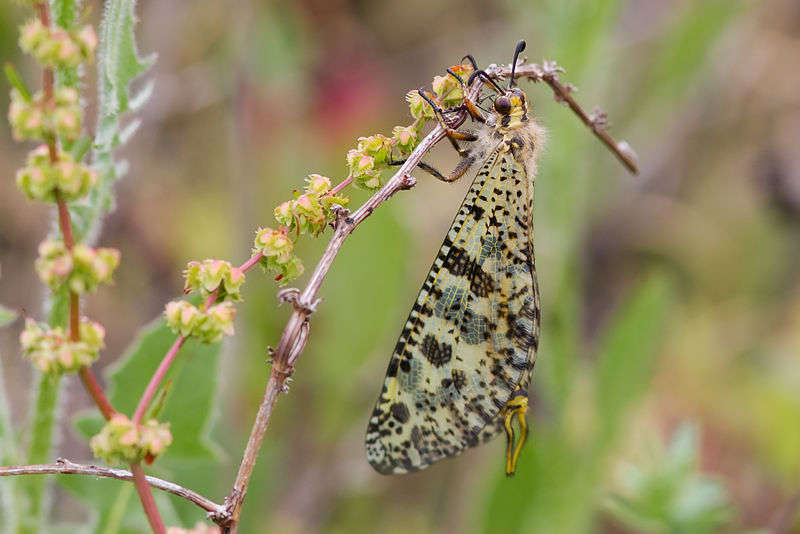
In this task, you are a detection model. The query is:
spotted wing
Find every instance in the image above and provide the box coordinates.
[365,147,540,474]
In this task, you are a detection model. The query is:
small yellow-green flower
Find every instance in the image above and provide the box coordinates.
[90,414,172,465]
[392,125,418,154]
[183,259,244,301]
[19,18,96,69]
[35,240,119,294]
[17,145,97,202]
[253,227,304,284]
[20,318,105,375]
[406,90,435,120]
[304,174,332,196]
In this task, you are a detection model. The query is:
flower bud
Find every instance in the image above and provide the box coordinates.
[165,300,202,337]
[432,74,464,107]
[392,125,418,153]
[183,259,243,300]
[254,227,293,262]
[354,170,382,190]
[406,90,435,120]
[195,301,236,343]
[19,18,95,68]
[304,174,331,196]
[90,414,172,465]
[20,317,104,375]
[273,200,294,227]
[357,134,391,164]
[16,146,96,202]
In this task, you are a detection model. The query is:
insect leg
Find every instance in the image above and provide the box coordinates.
[418,90,479,142]
[389,155,475,183]
[446,68,487,124]
[502,387,529,477]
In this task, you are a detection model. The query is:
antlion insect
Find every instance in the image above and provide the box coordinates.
[365,40,635,476]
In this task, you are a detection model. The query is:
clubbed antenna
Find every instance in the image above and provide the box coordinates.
[508,40,526,88]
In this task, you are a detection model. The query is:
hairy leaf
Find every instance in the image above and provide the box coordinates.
[69,0,155,242]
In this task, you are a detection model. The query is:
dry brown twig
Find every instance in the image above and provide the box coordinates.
[216,60,637,533]
[1,55,637,533]
[0,459,224,516]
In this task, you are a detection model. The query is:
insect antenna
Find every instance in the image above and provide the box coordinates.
[508,40,526,89]
[461,54,479,71]
[446,67,465,86]
[467,70,505,94]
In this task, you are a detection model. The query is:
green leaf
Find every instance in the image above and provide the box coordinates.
[51,0,81,93]
[67,316,222,529]
[0,356,19,531]
[607,422,733,534]
[0,304,17,328]
[479,274,675,534]
[73,318,222,460]
[594,273,675,448]
[69,0,156,242]
[59,476,182,534]
[15,375,63,534]
[4,63,31,101]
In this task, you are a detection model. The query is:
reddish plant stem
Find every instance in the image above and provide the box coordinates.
[55,199,75,248]
[239,252,263,273]
[68,289,79,340]
[32,3,170,533]
[329,176,352,195]
[130,255,263,428]
[131,463,166,534]
[78,367,116,420]
[132,336,186,425]
[131,253,262,428]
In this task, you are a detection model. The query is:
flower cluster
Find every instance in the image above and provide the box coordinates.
[256,62,474,288]
[18,18,97,69]
[183,259,244,301]
[343,62,473,191]
[164,300,236,344]
[20,318,105,375]
[8,87,82,142]
[16,145,97,202]
[273,174,350,237]
[90,414,172,465]
[252,227,304,284]
[35,240,120,294]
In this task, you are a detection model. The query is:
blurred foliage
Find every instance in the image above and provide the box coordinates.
[3,0,800,533]
[607,422,733,534]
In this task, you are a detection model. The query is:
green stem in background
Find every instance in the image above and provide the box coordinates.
[14,375,61,534]
[0,355,19,531]
[102,484,134,534]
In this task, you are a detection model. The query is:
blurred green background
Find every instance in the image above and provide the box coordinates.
[2,0,800,532]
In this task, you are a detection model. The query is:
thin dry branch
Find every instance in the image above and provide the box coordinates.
[0,459,225,517]
[218,58,637,532]
[491,60,640,174]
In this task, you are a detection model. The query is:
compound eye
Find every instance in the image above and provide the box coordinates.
[494,96,511,115]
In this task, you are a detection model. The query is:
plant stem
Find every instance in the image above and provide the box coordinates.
[0,459,225,517]
[131,254,262,427]
[132,336,185,425]
[219,60,638,531]
[15,374,61,534]
[78,367,116,420]
[130,463,166,534]
[221,89,461,534]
